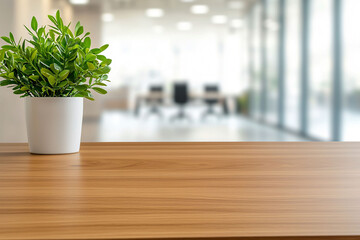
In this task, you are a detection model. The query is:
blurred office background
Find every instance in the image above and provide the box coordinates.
[0,0,359,142]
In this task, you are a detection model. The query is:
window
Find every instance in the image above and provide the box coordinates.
[284,0,301,131]
[308,0,332,140]
[251,3,263,120]
[265,0,279,124]
[342,0,360,141]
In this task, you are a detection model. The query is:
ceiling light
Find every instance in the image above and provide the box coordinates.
[102,13,114,22]
[212,15,228,24]
[228,1,244,9]
[145,8,164,18]
[153,25,164,34]
[69,0,89,5]
[231,19,244,28]
[177,22,192,31]
[191,5,209,14]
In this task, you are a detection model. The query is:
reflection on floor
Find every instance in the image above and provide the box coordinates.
[82,106,308,142]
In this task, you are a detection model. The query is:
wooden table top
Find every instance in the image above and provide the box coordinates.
[1,142,360,240]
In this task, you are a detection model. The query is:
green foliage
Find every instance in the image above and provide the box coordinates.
[237,91,250,115]
[0,10,111,100]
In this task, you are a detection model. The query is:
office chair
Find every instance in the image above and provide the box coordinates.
[147,85,164,118]
[202,85,221,120]
[171,82,190,121]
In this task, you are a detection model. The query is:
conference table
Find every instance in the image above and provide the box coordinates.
[134,93,229,116]
[1,142,360,240]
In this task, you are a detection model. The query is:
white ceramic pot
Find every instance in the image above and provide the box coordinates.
[25,97,83,154]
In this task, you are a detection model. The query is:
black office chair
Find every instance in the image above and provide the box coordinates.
[202,85,221,119]
[147,85,164,117]
[171,82,190,121]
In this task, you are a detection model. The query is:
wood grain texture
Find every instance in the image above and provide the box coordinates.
[1,142,360,240]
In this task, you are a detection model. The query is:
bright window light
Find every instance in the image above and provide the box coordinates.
[69,0,89,5]
[102,13,114,22]
[228,1,244,9]
[191,5,209,14]
[265,19,279,31]
[177,21,192,31]
[212,15,228,24]
[231,19,244,28]
[145,8,164,18]
[181,0,195,2]
[153,25,164,34]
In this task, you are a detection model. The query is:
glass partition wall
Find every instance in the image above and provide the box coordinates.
[343,0,360,141]
[250,4,263,120]
[246,0,360,141]
[264,0,279,124]
[308,0,333,140]
[284,0,301,131]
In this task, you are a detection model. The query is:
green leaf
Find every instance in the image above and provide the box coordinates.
[1,36,11,44]
[29,75,39,81]
[56,10,63,27]
[2,45,17,51]
[83,32,90,38]
[37,27,44,37]
[100,44,109,52]
[99,66,111,74]
[24,25,36,38]
[83,37,91,48]
[94,82,107,86]
[9,32,14,43]
[48,15,57,26]
[75,21,81,34]
[85,53,96,61]
[13,90,25,95]
[31,16,38,31]
[85,96,95,101]
[30,49,37,61]
[102,59,112,65]
[56,10,60,21]
[66,27,74,38]
[41,68,53,78]
[87,62,96,70]
[21,86,29,91]
[59,70,70,80]
[50,63,61,73]
[49,31,55,40]
[47,86,55,93]
[0,50,5,61]
[0,80,16,86]
[97,55,107,61]
[8,72,15,78]
[90,48,101,54]
[92,87,107,94]
[48,75,56,86]
[75,26,84,37]
[57,81,67,88]
[75,85,88,91]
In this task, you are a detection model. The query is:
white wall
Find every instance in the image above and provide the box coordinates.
[0,0,28,142]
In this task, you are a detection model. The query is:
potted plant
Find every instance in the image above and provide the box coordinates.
[0,11,111,154]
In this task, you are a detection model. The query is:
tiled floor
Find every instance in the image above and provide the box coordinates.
[82,106,308,142]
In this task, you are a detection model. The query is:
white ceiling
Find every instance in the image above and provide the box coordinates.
[72,0,255,33]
